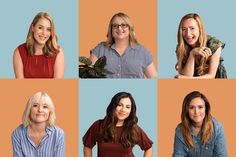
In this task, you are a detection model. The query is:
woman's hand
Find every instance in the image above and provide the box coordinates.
[190,47,212,59]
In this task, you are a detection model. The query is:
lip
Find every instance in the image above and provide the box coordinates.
[118,112,126,117]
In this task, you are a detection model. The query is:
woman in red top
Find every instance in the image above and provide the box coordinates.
[83,92,153,157]
[13,12,64,78]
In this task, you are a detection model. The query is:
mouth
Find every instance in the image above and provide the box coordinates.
[38,35,47,41]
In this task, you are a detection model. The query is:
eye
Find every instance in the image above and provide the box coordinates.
[189,106,195,109]
[126,106,131,109]
[47,28,51,32]
[32,104,38,107]
[43,105,48,109]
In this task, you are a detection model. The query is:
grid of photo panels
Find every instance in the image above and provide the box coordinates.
[1,0,236,156]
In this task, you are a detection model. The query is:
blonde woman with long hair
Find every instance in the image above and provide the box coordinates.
[13,12,64,78]
[175,13,226,79]
[173,91,227,157]
[89,12,157,78]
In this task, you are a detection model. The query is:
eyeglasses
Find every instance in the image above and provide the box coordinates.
[111,23,129,29]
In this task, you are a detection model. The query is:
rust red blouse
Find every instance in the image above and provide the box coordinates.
[18,43,57,78]
[83,120,153,157]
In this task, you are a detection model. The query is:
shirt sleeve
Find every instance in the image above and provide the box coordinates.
[90,42,106,59]
[213,122,227,157]
[54,128,66,157]
[136,126,153,151]
[207,35,225,54]
[172,126,188,157]
[82,120,100,148]
[141,45,153,67]
[11,128,24,157]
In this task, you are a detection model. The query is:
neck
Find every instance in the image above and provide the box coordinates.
[34,42,45,55]
[116,120,124,127]
[114,38,129,48]
[29,122,47,133]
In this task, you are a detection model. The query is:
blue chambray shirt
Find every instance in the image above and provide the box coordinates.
[91,42,153,78]
[173,118,227,157]
[12,124,65,157]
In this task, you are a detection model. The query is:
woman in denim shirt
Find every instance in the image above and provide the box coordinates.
[173,91,227,157]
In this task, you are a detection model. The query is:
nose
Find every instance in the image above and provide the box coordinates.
[186,28,191,36]
[120,106,125,112]
[194,107,198,114]
[38,105,43,112]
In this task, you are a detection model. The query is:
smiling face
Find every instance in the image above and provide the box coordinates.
[32,18,51,45]
[30,102,50,125]
[111,16,130,41]
[182,18,200,47]
[188,97,206,126]
[115,97,132,126]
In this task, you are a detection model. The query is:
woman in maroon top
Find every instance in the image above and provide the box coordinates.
[83,92,153,157]
[13,12,64,78]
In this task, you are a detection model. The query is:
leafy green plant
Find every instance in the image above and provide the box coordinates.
[79,56,112,78]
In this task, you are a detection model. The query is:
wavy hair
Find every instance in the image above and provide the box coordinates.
[22,91,56,126]
[26,12,59,57]
[105,12,138,48]
[98,92,139,148]
[180,91,213,148]
[175,13,208,76]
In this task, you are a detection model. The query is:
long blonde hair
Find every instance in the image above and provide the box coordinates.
[181,91,213,148]
[105,12,138,48]
[26,12,59,57]
[175,13,208,76]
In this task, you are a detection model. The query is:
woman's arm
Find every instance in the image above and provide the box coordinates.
[177,47,221,79]
[54,130,66,157]
[143,147,153,157]
[145,62,157,78]
[89,53,98,65]
[12,131,24,157]
[84,146,92,157]
[13,48,24,78]
[213,123,227,157]
[53,48,65,78]
[180,47,212,76]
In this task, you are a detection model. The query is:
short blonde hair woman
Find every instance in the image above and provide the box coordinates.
[12,92,65,157]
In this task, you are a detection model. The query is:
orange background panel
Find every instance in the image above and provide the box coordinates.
[158,79,236,157]
[79,0,157,67]
[0,79,78,157]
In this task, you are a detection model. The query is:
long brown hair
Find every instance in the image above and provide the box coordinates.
[98,92,139,148]
[175,13,208,76]
[181,91,213,148]
[26,12,60,57]
[105,12,138,48]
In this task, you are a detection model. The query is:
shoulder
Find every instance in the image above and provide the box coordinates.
[212,118,224,133]
[48,125,65,135]
[174,124,185,141]
[12,124,26,137]
[132,44,149,52]
[94,42,107,49]
[207,35,225,53]
[91,119,102,128]
[15,43,27,57]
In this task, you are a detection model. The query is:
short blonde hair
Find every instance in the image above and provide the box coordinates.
[22,91,56,126]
